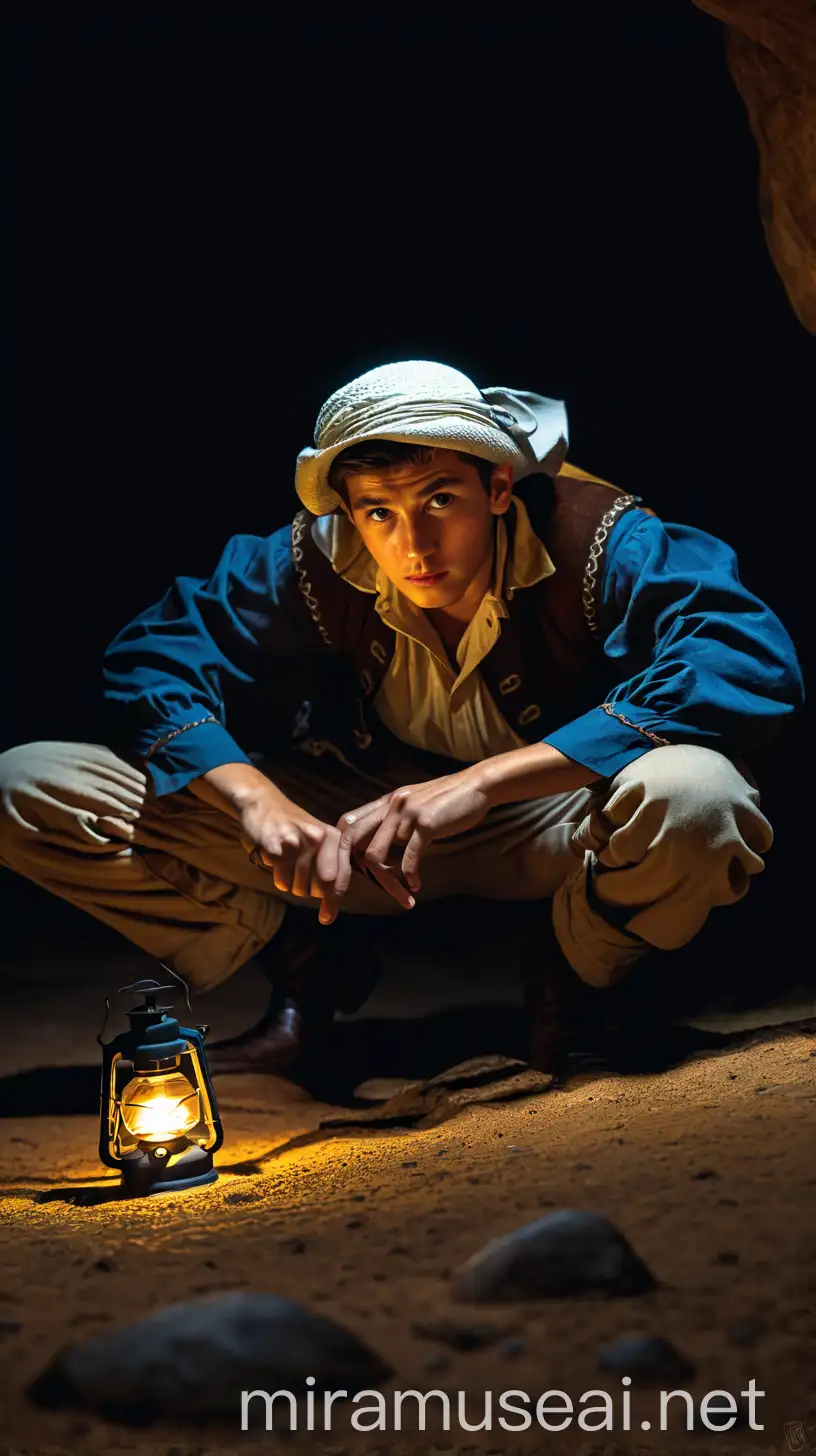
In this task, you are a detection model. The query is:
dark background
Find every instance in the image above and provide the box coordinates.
[3,3,810,987]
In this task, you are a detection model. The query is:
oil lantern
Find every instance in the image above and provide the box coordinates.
[98,974,223,1195]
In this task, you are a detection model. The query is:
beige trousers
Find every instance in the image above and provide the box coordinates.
[0,739,773,990]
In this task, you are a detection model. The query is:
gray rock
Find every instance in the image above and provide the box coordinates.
[598,1335,696,1385]
[453,1210,656,1303]
[28,1292,392,1425]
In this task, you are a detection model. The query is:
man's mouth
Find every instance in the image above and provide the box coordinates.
[404,570,449,586]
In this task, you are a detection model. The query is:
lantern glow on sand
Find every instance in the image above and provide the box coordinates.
[98,975,223,1195]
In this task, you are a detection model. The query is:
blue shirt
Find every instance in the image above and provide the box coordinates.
[103,508,803,796]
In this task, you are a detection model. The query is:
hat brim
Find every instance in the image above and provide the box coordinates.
[295,418,533,517]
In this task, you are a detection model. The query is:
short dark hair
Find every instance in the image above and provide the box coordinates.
[328,439,495,510]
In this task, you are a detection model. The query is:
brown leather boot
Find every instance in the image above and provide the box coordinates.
[521,910,606,1078]
[206,911,383,1075]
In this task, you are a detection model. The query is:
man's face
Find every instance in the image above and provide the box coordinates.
[341,449,513,612]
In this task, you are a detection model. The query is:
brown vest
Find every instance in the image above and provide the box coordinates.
[290,472,648,759]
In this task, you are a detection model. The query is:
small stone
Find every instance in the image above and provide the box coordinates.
[499,1337,526,1358]
[714,1250,739,1265]
[690,1169,718,1180]
[92,1258,117,1273]
[574,1162,592,1171]
[346,1218,364,1229]
[225,1190,258,1206]
[350,1194,366,1203]
[411,1319,506,1352]
[282,1239,306,1255]
[401,1161,417,1168]
[598,1335,696,1386]
[28,1292,392,1423]
[453,1210,656,1303]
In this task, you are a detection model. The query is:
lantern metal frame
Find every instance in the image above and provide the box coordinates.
[98,972,224,1196]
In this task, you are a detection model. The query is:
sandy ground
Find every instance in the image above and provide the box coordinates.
[1,924,815,1456]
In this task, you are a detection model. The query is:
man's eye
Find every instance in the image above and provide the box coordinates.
[429,493,454,510]
[367,508,391,522]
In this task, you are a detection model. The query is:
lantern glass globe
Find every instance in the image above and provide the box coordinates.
[120,1071,200,1142]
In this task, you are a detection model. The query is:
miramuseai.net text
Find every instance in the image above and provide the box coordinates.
[240,1377,765,1435]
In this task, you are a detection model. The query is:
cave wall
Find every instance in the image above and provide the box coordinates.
[693,0,816,332]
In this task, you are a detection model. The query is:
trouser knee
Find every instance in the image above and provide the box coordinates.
[554,746,775,982]
[576,745,773,881]
[0,740,148,868]
[0,742,51,862]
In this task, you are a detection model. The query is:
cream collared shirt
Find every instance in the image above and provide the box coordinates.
[311,493,557,763]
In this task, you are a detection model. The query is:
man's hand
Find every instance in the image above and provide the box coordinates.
[238,790,345,926]
[321,767,492,923]
[190,762,348,926]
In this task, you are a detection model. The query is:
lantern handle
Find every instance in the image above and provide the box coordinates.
[96,996,113,1048]
[96,967,193,1046]
[158,962,193,1019]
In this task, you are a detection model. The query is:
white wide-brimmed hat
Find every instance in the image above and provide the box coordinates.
[295,360,569,516]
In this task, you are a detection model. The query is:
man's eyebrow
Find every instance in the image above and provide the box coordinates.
[351,474,463,510]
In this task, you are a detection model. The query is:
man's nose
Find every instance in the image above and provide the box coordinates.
[403,513,438,562]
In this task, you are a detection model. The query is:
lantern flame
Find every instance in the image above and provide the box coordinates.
[120,1072,200,1142]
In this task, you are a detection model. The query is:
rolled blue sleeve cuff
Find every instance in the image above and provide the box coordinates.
[543,702,671,779]
[137,720,254,797]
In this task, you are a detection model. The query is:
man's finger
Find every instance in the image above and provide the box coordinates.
[319,818,377,925]
[315,832,343,925]
[365,803,402,868]
[272,841,299,895]
[401,825,429,892]
[364,807,416,910]
[335,795,391,833]
[292,839,317,898]
[249,838,283,870]
[361,855,416,909]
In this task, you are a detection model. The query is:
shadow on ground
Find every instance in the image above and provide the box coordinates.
[2,1005,806,1121]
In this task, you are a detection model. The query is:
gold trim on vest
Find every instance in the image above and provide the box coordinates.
[292,511,334,647]
[581,494,640,635]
